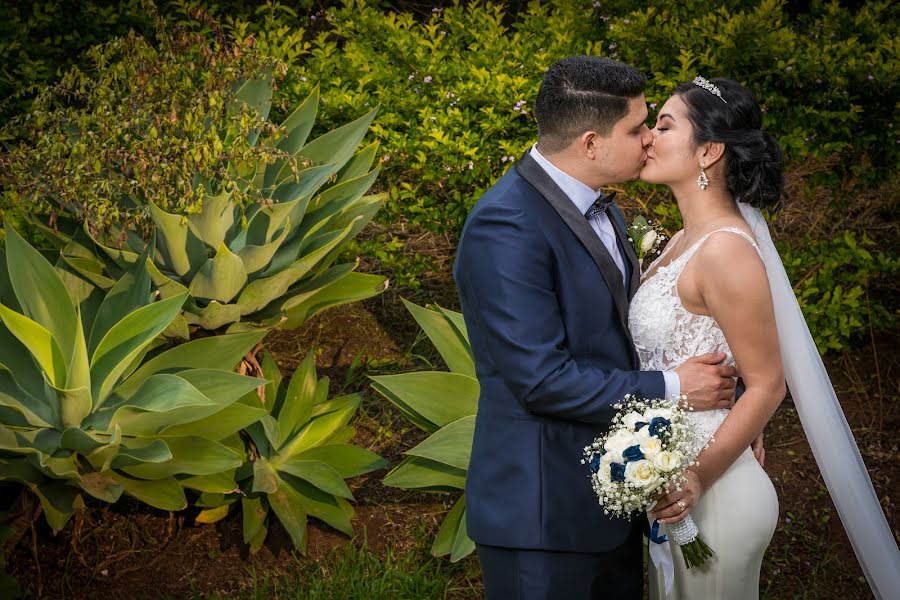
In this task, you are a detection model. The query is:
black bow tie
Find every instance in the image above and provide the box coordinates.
[584,192,616,219]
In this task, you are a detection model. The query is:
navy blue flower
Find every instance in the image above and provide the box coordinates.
[649,417,671,439]
[634,421,648,431]
[610,462,626,482]
[589,453,601,474]
[622,444,645,463]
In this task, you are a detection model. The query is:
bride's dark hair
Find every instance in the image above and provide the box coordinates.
[674,78,784,211]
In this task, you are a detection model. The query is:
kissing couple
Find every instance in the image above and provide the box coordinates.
[453,56,898,599]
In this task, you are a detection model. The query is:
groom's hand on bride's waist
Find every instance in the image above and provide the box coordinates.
[674,352,737,411]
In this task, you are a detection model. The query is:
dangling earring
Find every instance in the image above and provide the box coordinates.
[697,162,709,190]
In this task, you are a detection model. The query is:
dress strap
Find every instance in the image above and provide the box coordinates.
[678,227,762,267]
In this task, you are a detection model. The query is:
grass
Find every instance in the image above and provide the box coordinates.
[168,542,481,600]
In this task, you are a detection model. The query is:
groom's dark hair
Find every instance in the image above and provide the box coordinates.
[535,56,645,153]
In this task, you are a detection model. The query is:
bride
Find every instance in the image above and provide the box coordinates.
[630,76,899,599]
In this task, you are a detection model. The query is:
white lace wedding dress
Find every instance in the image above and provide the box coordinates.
[628,228,779,600]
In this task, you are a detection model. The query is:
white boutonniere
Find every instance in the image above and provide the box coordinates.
[628,216,667,269]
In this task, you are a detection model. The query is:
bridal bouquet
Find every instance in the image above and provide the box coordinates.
[582,394,714,568]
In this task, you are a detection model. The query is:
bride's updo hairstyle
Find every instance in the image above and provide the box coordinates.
[674,78,784,211]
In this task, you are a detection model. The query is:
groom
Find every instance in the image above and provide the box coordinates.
[453,56,739,599]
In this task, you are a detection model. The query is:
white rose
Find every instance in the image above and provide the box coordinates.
[640,230,658,254]
[643,407,674,422]
[604,430,638,462]
[631,427,654,449]
[653,450,684,473]
[622,411,646,431]
[625,459,663,489]
[639,435,663,459]
[597,454,614,481]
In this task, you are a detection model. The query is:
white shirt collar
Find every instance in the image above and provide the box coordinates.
[529,143,603,216]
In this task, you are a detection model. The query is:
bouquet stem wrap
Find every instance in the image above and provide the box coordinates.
[650,514,715,595]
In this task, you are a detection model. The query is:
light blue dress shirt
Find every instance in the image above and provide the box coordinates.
[529,144,681,398]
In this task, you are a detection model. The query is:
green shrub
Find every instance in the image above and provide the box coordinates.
[258,0,593,234]
[2,19,388,334]
[214,0,897,237]
[599,0,897,183]
[0,0,153,125]
[780,231,899,353]
[0,10,284,229]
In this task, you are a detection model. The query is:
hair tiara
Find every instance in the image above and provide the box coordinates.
[693,76,727,104]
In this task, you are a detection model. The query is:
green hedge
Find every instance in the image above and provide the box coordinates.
[1,0,896,352]
[0,1,153,125]
[780,232,899,353]
[8,1,891,233]
[232,0,897,234]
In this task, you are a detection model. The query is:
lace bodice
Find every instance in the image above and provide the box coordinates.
[628,227,762,452]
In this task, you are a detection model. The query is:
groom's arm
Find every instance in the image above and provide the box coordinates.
[454,202,665,426]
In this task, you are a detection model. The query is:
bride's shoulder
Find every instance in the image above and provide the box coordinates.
[694,226,766,280]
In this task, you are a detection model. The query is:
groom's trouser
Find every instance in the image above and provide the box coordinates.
[476,521,643,600]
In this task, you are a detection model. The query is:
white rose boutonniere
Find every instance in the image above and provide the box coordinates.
[628,215,668,270]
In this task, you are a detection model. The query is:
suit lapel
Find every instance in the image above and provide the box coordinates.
[515,151,630,329]
[608,205,641,299]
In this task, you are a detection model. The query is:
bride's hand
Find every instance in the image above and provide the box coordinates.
[751,432,765,466]
[651,470,704,525]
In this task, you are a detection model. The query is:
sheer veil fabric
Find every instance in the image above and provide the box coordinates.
[738,203,900,599]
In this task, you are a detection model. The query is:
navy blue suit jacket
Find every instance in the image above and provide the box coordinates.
[453,150,666,553]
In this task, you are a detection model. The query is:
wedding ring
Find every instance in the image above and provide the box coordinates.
[677,500,687,511]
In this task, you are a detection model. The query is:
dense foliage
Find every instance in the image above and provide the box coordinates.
[0,10,286,229]
[0,2,894,344]
[5,1,895,228]
[0,3,894,591]
[244,0,897,231]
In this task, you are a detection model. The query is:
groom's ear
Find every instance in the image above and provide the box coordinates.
[581,130,601,159]
[701,142,726,167]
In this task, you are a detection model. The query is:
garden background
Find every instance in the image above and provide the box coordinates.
[0,0,896,598]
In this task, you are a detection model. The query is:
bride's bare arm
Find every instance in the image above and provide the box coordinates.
[654,231,785,524]
[690,232,785,482]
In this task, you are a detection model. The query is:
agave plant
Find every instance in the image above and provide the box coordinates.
[0,226,270,531]
[369,300,479,561]
[195,349,388,554]
[43,78,387,336]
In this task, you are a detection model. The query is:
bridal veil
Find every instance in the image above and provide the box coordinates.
[739,203,900,599]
